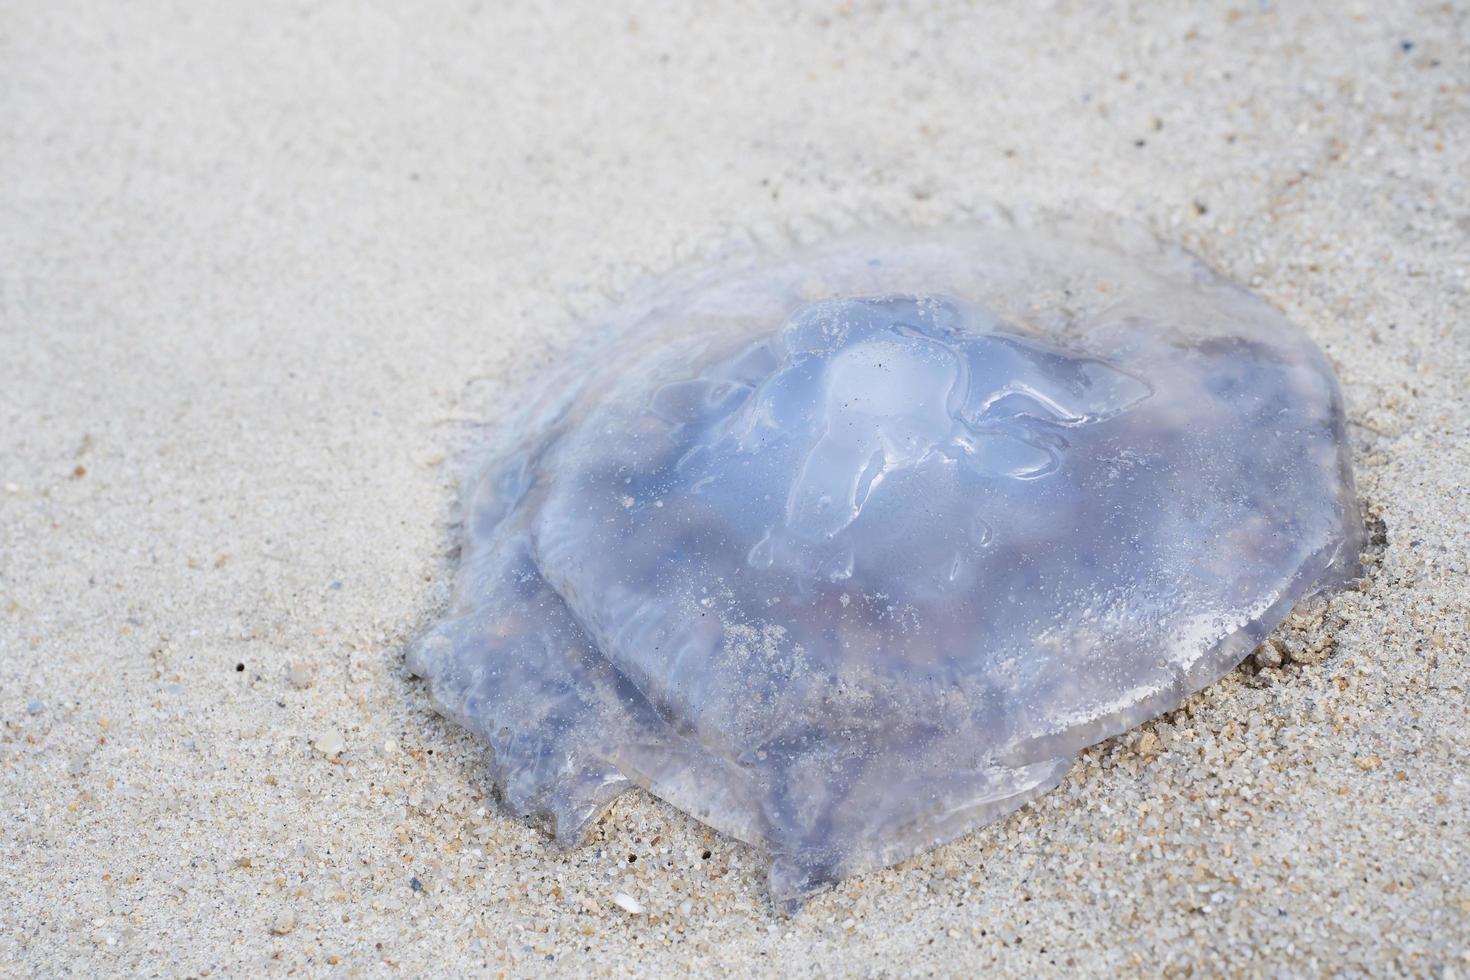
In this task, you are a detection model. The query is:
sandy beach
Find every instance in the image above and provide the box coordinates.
[3,1,1468,974]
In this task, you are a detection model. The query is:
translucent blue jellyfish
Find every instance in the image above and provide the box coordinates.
[409,214,1362,909]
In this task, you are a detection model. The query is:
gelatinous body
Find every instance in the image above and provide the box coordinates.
[409,216,1362,908]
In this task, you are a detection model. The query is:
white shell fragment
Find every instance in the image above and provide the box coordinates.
[409,215,1363,909]
[612,892,644,916]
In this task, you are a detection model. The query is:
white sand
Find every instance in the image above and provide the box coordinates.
[3,1,1467,974]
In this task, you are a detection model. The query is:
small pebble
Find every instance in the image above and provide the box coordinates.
[314,730,346,757]
[286,660,318,689]
[1137,732,1163,758]
[612,892,644,915]
[271,910,295,935]
[26,699,45,715]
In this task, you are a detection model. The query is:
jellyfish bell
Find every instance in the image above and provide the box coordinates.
[410,214,1362,909]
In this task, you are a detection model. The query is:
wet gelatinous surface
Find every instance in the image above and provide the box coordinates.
[409,216,1362,908]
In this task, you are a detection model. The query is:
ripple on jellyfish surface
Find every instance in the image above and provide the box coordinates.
[409,214,1363,909]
